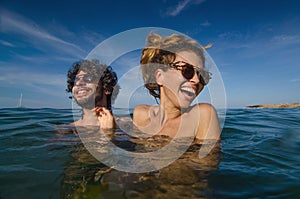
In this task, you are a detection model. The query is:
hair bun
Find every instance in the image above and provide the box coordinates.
[203,43,212,49]
[146,33,163,48]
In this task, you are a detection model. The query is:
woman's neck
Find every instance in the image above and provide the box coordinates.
[159,101,182,120]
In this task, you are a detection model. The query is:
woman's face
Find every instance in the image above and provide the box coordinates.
[159,50,204,109]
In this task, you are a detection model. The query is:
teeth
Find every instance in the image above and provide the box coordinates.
[181,87,195,94]
[77,89,89,95]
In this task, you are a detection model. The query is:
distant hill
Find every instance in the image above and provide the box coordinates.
[246,103,300,109]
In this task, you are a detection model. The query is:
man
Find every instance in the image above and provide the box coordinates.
[66,59,119,128]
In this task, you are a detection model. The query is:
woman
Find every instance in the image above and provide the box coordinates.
[133,33,220,140]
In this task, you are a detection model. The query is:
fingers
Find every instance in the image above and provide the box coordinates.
[100,107,112,116]
[94,107,114,129]
[93,107,103,117]
[94,107,112,117]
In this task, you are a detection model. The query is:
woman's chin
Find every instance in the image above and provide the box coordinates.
[178,94,195,108]
[179,102,192,110]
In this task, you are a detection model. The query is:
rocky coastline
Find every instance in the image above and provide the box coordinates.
[246,102,300,109]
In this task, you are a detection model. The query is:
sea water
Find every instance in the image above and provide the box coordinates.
[0,108,299,198]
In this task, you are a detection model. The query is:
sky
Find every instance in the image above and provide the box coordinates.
[0,0,300,109]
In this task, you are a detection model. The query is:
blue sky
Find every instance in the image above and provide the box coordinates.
[0,0,300,109]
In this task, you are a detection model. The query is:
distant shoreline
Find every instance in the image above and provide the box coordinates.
[246,103,300,109]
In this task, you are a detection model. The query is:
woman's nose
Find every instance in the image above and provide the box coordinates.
[189,70,200,84]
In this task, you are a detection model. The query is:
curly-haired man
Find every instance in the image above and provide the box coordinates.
[66,59,119,128]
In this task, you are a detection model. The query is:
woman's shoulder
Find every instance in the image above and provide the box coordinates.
[133,105,152,126]
[191,103,220,140]
[186,103,217,126]
[191,103,217,113]
[133,104,151,118]
[134,104,151,112]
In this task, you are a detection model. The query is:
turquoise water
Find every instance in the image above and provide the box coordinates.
[0,108,300,198]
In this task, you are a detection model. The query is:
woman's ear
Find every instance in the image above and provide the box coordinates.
[155,69,164,86]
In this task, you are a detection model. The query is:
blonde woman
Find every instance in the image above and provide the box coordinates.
[133,33,220,141]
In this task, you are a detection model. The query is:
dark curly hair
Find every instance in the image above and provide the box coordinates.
[66,59,119,110]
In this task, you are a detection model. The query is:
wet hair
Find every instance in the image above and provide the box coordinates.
[66,59,119,110]
[140,33,207,99]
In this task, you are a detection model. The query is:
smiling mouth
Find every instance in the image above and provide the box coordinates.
[76,88,92,97]
[180,87,196,97]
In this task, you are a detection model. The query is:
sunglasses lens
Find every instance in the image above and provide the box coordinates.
[83,76,93,83]
[197,70,210,85]
[74,75,94,84]
[182,65,195,80]
[170,62,211,85]
[74,77,80,83]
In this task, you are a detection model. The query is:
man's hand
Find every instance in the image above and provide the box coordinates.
[94,107,114,129]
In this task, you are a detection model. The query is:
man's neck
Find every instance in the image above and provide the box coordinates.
[80,108,99,126]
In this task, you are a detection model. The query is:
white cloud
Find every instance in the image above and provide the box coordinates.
[0,9,86,58]
[81,30,106,47]
[271,34,300,45]
[0,65,71,108]
[165,0,206,17]
[215,28,300,55]
[3,72,65,87]
[0,66,66,97]
[200,20,211,27]
[0,39,14,47]
[291,78,300,82]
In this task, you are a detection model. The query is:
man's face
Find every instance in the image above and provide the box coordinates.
[72,70,98,109]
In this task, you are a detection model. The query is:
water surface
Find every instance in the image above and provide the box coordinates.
[0,108,299,198]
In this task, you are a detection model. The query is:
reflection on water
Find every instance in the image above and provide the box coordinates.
[59,126,222,199]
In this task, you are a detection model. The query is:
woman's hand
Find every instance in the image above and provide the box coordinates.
[93,107,114,129]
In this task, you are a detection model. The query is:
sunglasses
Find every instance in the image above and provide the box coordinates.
[169,61,211,85]
[73,74,96,84]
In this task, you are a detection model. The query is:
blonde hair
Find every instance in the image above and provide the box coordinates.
[140,33,207,98]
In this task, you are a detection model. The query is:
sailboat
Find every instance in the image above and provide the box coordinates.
[17,93,26,108]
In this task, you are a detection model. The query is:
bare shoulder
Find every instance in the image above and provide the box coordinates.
[195,103,217,114]
[193,103,220,140]
[133,104,151,126]
[189,103,217,117]
[70,120,82,126]
[133,104,151,117]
